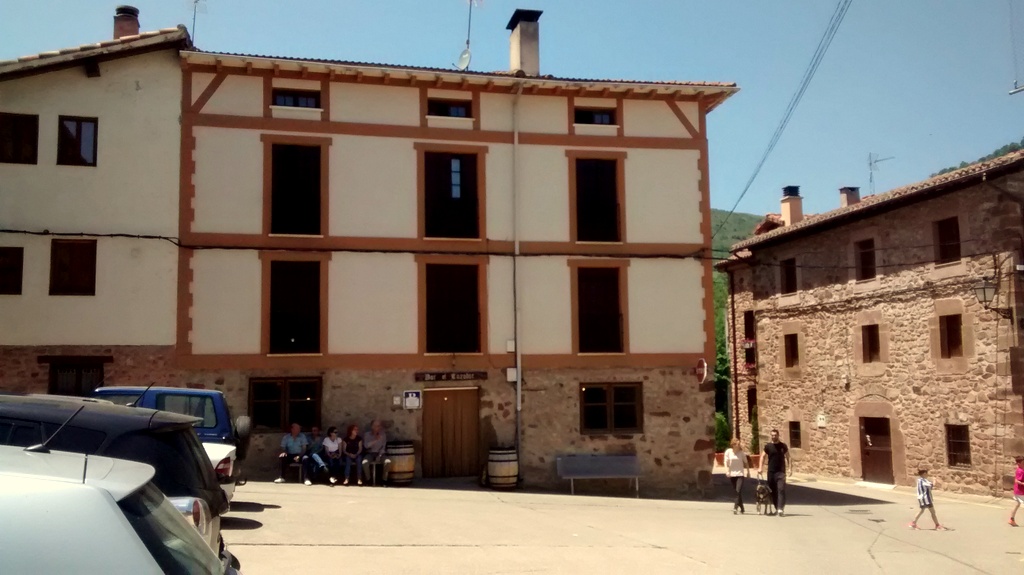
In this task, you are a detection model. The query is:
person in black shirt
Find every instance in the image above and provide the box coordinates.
[758,428,791,516]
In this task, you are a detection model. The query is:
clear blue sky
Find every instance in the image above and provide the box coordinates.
[3,1,1023,219]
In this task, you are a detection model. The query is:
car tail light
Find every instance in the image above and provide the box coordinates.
[192,499,202,527]
[215,456,232,478]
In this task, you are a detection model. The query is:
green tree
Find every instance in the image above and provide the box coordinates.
[714,412,732,452]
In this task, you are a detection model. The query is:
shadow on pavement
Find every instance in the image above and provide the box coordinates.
[222,516,263,530]
[715,475,894,507]
[229,501,281,513]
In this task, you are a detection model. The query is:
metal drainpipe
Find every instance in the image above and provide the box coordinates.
[728,268,740,439]
[512,81,525,462]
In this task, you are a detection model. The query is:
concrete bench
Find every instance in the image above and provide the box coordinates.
[556,454,640,497]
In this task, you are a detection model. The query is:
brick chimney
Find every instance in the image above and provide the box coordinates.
[839,186,860,207]
[780,185,803,226]
[507,9,542,76]
[114,5,140,39]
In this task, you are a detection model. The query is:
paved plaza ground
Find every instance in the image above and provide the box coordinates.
[223,473,1022,575]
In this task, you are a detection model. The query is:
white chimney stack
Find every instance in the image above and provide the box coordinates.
[780,185,803,226]
[507,9,543,77]
[839,186,860,207]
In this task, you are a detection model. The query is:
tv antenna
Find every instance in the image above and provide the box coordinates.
[454,0,481,71]
[1010,0,1024,95]
[868,152,894,195]
[187,0,208,44]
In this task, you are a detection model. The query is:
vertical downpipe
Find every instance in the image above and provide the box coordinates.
[512,81,525,461]
[729,269,740,439]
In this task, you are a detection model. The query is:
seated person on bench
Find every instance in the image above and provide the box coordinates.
[322,426,344,485]
[361,419,391,484]
[275,423,308,484]
[302,426,325,486]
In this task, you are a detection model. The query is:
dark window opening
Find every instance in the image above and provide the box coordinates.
[780,258,797,294]
[574,108,616,125]
[49,239,96,296]
[934,217,961,264]
[784,333,799,368]
[57,116,98,166]
[424,152,479,239]
[249,378,322,430]
[789,421,802,449]
[744,347,756,365]
[271,144,321,235]
[427,99,472,118]
[48,362,104,396]
[855,238,877,280]
[0,247,24,295]
[743,310,756,340]
[575,159,620,242]
[939,314,963,359]
[0,112,38,164]
[425,264,480,353]
[746,387,757,422]
[945,424,971,467]
[862,324,881,363]
[580,382,642,434]
[269,261,320,354]
[577,267,623,353]
[272,89,321,109]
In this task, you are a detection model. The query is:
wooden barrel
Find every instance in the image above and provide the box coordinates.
[487,447,518,489]
[387,441,415,486]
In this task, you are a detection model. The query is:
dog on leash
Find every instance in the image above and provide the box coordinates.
[755,480,775,516]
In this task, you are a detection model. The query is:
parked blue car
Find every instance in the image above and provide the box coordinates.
[92,387,251,490]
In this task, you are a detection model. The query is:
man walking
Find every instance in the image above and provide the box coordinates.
[759,428,791,516]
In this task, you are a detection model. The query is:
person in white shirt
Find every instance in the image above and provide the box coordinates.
[321,426,344,485]
[723,437,751,514]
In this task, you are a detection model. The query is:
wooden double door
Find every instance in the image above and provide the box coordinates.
[422,388,479,478]
[860,417,894,484]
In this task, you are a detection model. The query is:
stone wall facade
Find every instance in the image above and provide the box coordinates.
[723,175,1024,495]
[0,348,714,495]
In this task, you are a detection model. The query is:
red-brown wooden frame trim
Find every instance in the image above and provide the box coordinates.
[260,133,332,237]
[567,259,631,356]
[666,100,700,139]
[414,254,489,357]
[259,250,331,356]
[565,150,628,244]
[414,142,489,242]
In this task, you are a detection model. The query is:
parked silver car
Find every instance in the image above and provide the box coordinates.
[0,445,239,574]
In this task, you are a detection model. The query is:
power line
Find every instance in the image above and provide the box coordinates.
[712,0,854,240]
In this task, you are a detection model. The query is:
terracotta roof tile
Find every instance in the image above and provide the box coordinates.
[731,148,1024,251]
[0,26,190,69]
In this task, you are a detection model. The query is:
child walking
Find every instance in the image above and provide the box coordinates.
[910,469,948,530]
[1010,455,1024,527]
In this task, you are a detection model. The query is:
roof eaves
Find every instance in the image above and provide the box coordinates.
[730,149,1024,253]
[0,27,191,79]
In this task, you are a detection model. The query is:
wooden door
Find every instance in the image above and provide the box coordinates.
[422,388,480,478]
[860,417,894,484]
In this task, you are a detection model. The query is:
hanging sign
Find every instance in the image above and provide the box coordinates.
[414,371,488,382]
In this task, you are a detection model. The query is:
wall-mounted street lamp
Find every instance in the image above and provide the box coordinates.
[973,276,1013,318]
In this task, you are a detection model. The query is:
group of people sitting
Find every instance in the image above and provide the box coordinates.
[275,419,391,486]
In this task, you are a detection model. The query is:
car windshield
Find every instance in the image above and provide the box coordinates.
[156,394,218,428]
[95,393,143,407]
[118,482,223,575]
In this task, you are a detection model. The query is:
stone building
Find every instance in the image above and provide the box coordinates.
[0,7,737,494]
[718,151,1024,495]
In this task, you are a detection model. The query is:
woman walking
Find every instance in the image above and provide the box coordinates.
[724,438,750,514]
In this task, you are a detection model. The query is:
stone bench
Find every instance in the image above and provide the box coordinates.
[556,454,640,498]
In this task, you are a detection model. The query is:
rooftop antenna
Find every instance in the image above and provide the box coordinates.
[1010,0,1024,95]
[187,0,208,44]
[868,152,894,195]
[25,405,85,454]
[454,0,481,71]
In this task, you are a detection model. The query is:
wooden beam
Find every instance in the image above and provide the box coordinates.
[245,62,253,75]
[666,99,700,138]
